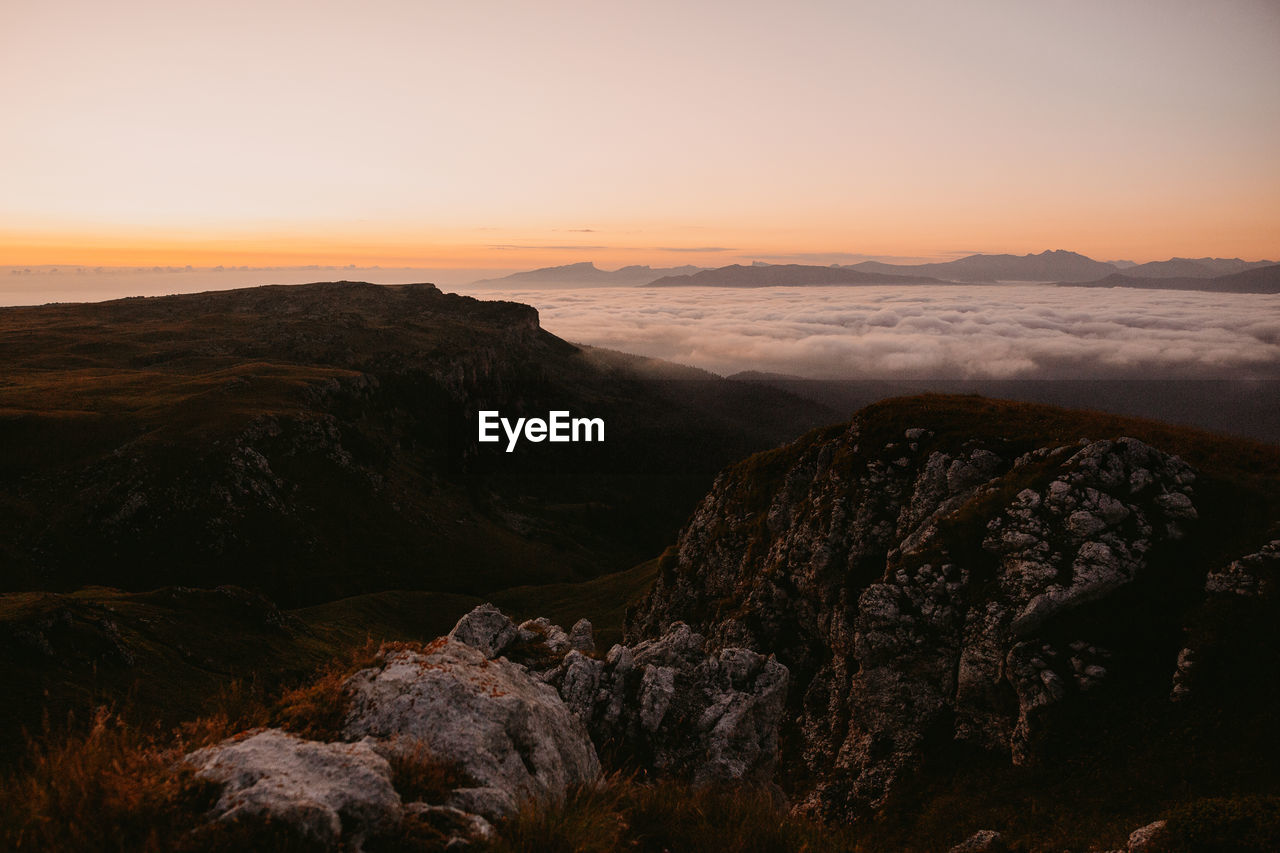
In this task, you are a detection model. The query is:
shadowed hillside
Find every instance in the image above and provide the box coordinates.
[4,394,1277,851]
[0,281,833,604]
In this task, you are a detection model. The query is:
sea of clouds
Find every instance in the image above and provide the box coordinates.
[454,284,1280,380]
[8,272,1276,380]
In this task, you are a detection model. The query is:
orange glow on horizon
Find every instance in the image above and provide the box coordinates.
[3,218,1277,271]
[3,3,1277,274]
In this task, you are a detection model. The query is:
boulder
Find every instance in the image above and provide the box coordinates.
[447,603,518,658]
[568,618,596,654]
[518,617,572,655]
[185,728,401,850]
[343,637,600,818]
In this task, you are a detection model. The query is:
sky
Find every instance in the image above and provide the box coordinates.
[3,0,1279,268]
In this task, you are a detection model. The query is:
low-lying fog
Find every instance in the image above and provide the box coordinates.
[6,271,1277,381]
[454,285,1280,380]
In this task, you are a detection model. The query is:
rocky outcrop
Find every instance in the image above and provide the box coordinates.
[343,637,600,818]
[1203,539,1276,598]
[1170,539,1279,702]
[186,729,402,851]
[182,603,790,850]
[539,620,789,786]
[629,412,1208,819]
[445,605,790,789]
[182,622,598,848]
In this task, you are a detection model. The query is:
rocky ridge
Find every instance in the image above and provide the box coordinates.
[628,402,1276,823]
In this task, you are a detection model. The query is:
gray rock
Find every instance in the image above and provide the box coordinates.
[518,617,571,655]
[568,618,596,654]
[343,638,600,819]
[1204,540,1277,597]
[1170,646,1195,701]
[1170,540,1279,702]
[543,621,789,787]
[696,648,789,785]
[949,829,1006,852]
[448,603,518,659]
[185,728,401,850]
[557,650,605,720]
[1128,819,1168,851]
[632,621,706,668]
[444,787,517,822]
[404,802,495,845]
[638,665,677,732]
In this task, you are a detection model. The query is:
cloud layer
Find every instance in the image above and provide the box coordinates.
[456,284,1280,380]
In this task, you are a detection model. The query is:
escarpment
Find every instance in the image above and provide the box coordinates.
[0,281,833,603]
[628,396,1280,822]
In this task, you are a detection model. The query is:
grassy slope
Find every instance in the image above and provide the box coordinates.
[293,558,661,654]
[0,560,662,765]
[0,282,833,604]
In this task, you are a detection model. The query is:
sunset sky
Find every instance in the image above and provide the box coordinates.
[3,0,1278,269]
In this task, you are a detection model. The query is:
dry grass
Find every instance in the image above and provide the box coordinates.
[0,708,219,852]
[0,639,430,852]
[267,637,413,740]
[486,774,862,853]
[6,698,1275,852]
[385,739,472,805]
[1,708,860,853]
[1151,795,1280,853]
[2,680,275,849]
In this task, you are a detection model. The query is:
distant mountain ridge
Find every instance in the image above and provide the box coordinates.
[473,262,704,286]
[479,253,1279,290]
[850,251,1274,282]
[1064,262,1280,294]
[847,249,1118,282]
[1122,257,1276,278]
[647,264,940,287]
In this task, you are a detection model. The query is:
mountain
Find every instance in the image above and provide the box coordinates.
[849,249,1120,282]
[1065,262,1280,294]
[5,386,1280,850]
[646,264,940,287]
[629,394,1280,846]
[0,281,834,605]
[474,254,1279,288]
[1122,257,1277,278]
[472,261,705,286]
